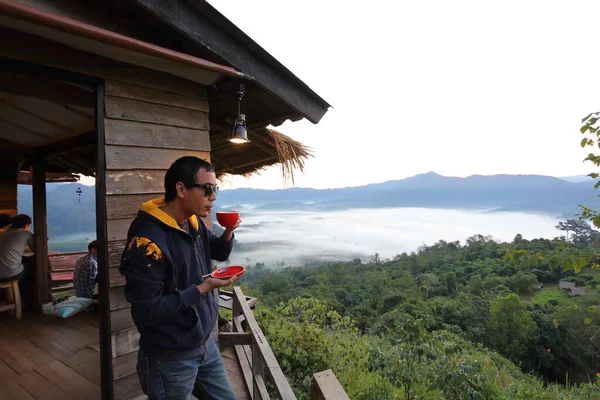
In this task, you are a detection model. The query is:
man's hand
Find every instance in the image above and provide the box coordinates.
[197,270,246,294]
[221,216,242,241]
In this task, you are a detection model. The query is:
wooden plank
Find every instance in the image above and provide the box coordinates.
[15,370,70,400]
[114,371,143,400]
[59,347,102,387]
[36,360,100,400]
[0,381,36,400]
[107,218,134,242]
[0,326,54,367]
[219,332,252,347]
[109,240,127,267]
[0,200,16,209]
[0,187,17,196]
[79,310,100,328]
[46,319,95,350]
[0,335,38,374]
[112,351,138,380]
[111,307,136,333]
[63,315,100,341]
[19,319,84,354]
[233,287,296,399]
[105,119,210,151]
[234,345,254,399]
[233,315,254,397]
[105,145,210,170]
[106,81,209,112]
[106,169,166,195]
[111,328,140,358]
[106,194,151,220]
[110,286,130,311]
[0,358,18,380]
[0,30,208,99]
[311,370,350,400]
[220,349,251,400]
[7,320,74,361]
[254,374,271,400]
[105,96,210,130]
[110,265,126,287]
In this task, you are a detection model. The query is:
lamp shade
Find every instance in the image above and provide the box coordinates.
[228,114,250,144]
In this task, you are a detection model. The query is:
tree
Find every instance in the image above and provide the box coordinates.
[555,219,598,246]
[580,112,600,228]
[486,293,537,362]
[444,271,457,294]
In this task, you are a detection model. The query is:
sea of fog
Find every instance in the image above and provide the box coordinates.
[219,207,562,268]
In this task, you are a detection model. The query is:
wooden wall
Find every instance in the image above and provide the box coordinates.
[0,162,18,216]
[103,80,212,400]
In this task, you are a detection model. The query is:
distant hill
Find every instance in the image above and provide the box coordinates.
[16,173,600,238]
[219,172,598,217]
[559,174,593,183]
[18,183,96,238]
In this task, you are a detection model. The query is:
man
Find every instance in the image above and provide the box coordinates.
[0,214,35,305]
[120,156,243,400]
[0,213,12,231]
[73,240,98,298]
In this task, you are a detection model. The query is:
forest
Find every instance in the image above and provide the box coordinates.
[230,219,600,399]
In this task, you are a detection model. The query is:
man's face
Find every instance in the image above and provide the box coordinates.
[181,168,217,218]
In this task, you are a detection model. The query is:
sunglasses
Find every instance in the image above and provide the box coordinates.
[186,183,219,197]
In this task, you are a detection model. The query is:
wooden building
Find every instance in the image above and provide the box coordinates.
[0,1,345,399]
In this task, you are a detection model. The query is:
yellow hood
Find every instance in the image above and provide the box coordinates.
[141,198,199,233]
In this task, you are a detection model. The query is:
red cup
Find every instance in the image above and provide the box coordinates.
[216,211,240,228]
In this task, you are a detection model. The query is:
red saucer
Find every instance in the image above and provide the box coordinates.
[211,265,245,279]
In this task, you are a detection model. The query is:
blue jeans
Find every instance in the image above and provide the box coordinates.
[137,338,236,400]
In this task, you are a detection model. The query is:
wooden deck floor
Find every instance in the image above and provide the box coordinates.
[0,311,250,400]
[0,310,101,400]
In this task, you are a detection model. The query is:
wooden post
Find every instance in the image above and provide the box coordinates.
[311,370,350,400]
[0,162,17,216]
[32,147,50,313]
[252,333,266,400]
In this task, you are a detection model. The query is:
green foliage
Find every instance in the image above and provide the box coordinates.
[244,233,600,395]
[487,293,537,362]
[255,296,600,400]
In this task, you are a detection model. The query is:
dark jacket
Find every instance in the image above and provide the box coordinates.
[119,198,233,362]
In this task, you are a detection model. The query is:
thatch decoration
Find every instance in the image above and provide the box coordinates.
[265,128,312,186]
[212,127,312,186]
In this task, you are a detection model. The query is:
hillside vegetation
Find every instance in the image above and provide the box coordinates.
[235,232,600,399]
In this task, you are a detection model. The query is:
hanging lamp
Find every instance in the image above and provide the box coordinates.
[228,83,250,144]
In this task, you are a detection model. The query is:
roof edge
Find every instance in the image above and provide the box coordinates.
[0,0,246,79]
[133,0,331,124]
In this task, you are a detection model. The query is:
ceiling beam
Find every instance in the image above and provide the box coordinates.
[0,71,95,108]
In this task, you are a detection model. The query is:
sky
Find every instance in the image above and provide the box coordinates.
[77,1,600,190]
[204,0,600,190]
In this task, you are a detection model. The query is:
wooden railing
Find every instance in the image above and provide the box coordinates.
[219,286,296,399]
[218,287,350,400]
[311,370,350,400]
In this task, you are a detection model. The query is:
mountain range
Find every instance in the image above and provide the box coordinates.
[217,172,598,216]
[15,172,599,237]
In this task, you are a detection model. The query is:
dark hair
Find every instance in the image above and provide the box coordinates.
[88,240,97,252]
[164,156,214,202]
[0,213,12,229]
[11,214,31,229]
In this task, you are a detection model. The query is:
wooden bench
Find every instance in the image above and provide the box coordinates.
[0,280,22,320]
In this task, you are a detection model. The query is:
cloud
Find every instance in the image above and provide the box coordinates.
[220,207,560,268]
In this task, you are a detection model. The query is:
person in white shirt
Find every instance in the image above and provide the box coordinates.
[0,214,35,307]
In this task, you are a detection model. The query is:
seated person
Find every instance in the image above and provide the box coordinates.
[0,213,12,231]
[73,240,98,299]
[0,214,35,305]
